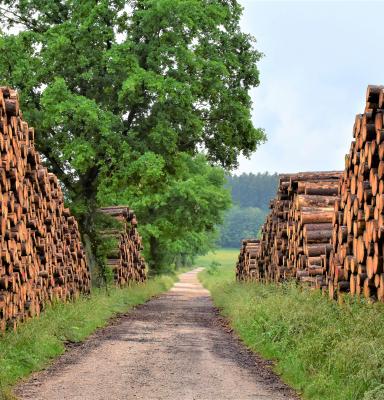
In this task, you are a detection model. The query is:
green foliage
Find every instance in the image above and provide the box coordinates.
[198,249,384,400]
[207,260,220,275]
[0,0,263,273]
[216,173,278,248]
[98,152,232,270]
[218,205,266,248]
[0,274,176,398]
[227,172,279,210]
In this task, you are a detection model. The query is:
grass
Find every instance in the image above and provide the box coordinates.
[0,273,177,399]
[196,247,239,271]
[197,248,384,400]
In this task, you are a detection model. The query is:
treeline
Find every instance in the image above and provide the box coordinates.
[218,173,278,248]
[227,172,279,210]
[0,0,264,275]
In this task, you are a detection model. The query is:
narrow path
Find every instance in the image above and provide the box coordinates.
[16,269,298,400]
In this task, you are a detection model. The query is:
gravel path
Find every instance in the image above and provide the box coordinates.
[15,269,298,400]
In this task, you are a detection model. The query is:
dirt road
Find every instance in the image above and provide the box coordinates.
[16,269,298,400]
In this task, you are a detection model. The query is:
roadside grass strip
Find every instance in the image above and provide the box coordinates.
[198,249,384,400]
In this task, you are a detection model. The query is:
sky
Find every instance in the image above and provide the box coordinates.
[236,0,384,174]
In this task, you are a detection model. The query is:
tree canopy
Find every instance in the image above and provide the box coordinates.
[0,0,264,273]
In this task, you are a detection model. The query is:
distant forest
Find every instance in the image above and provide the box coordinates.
[227,173,279,210]
[218,172,279,248]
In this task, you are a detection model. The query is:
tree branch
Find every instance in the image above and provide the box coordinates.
[38,147,75,193]
[0,6,44,32]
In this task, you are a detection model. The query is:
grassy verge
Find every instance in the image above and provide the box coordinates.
[0,274,177,399]
[197,248,384,400]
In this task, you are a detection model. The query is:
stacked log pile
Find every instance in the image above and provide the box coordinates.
[99,206,146,285]
[257,174,292,283]
[237,174,294,283]
[238,172,341,284]
[236,85,384,303]
[236,239,260,281]
[286,172,341,289]
[0,87,90,331]
[328,85,384,301]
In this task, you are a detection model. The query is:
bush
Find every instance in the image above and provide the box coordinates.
[207,261,220,275]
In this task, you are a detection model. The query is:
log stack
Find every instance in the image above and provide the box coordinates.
[236,85,384,304]
[238,174,294,283]
[286,172,341,289]
[99,206,146,285]
[240,172,341,284]
[328,85,384,301]
[0,87,90,331]
[257,174,292,282]
[236,239,260,281]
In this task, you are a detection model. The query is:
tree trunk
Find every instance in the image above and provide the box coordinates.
[74,166,103,284]
[149,235,162,274]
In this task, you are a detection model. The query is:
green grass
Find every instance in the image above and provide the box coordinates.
[196,247,239,270]
[0,274,177,399]
[197,248,384,400]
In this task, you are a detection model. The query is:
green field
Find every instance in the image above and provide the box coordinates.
[0,275,177,399]
[195,248,239,269]
[197,248,384,400]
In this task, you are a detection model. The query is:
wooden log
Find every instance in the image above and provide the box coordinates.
[295,195,337,208]
[298,181,339,196]
[304,229,333,243]
[300,208,334,224]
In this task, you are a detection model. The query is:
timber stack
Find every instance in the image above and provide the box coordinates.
[237,174,293,283]
[328,85,384,301]
[239,172,341,284]
[99,206,147,285]
[236,85,384,303]
[0,87,90,331]
[286,172,341,289]
[236,239,260,281]
[257,174,292,282]
[235,85,384,303]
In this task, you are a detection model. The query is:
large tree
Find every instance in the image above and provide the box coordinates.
[98,153,231,270]
[0,0,264,272]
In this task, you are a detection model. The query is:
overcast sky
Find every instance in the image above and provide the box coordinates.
[236,0,384,174]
